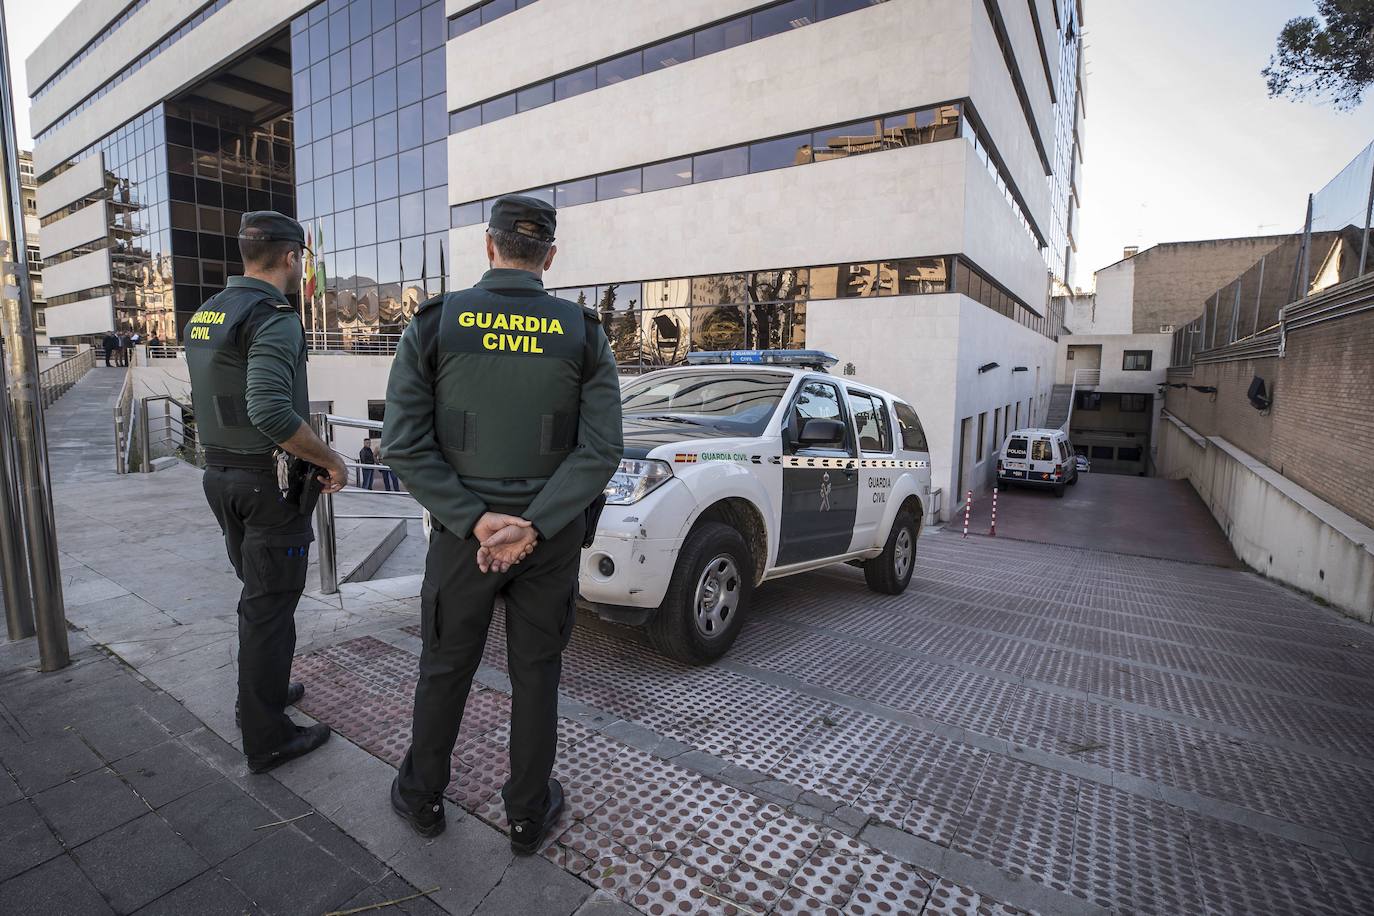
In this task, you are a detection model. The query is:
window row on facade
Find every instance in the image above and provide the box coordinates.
[449,0,890,133]
[452,102,961,227]
[33,0,229,149]
[31,0,155,102]
[447,0,540,38]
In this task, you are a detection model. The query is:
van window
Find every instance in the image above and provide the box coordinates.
[848,390,892,453]
[1005,436,1028,459]
[1057,440,1071,462]
[893,401,929,451]
[1031,439,1054,461]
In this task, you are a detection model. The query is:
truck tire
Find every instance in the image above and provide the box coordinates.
[1054,482,1066,498]
[647,522,754,664]
[865,510,918,595]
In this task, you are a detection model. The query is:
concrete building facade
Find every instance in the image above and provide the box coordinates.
[29,0,1085,512]
[18,151,48,344]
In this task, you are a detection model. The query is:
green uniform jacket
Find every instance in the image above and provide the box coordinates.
[382,269,624,539]
[184,276,309,453]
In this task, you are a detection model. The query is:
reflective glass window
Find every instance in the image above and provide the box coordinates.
[332,129,354,172]
[449,9,479,37]
[423,96,447,143]
[645,35,693,71]
[350,38,372,84]
[353,122,375,163]
[351,0,373,42]
[335,208,356,248]
[597,51,642,88]
[818,0,875,19]
[423,140,446,187]
[310,61,330,103]
[425,187,447,233]
[312,99,332,138]
[848,390,892,453]
[397,103,423,151]
[421,2,444,52]
[352,81,375,123]
[375,154,399,199]
[296,106,313,146]
[400,192,425,236]
[753,0,815,39]
[355,203,377,245]
[482,0,516,22]
[451,200,482,227]
[481,93,517,123]
[329,10,350,54]
[693,147,748,182]
[813,119,881,161]
[695,17,750,56]
[597,168,641,200]
[373,24,396,70]
[518,82,553,112]
[397,58,423,106]
[556,177,595,208]
[334,170,355,211]
[374,111,398,157]
[554,67,595,101]
[330,51,350,93]
[376,197,400,240]
[643,158,692,191]
[331,89,352,132]
[399,148,424,194]
[309,21,329,64]
[353,162,375,202]
[749,133,812,172]
[397,12,422,62]
[313,139,333,178]
[449,106,481,134]
[422,48,445,98]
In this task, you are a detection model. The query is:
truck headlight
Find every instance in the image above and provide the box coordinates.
[604,459,673,505]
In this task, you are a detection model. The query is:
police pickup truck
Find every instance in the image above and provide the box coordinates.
[580,350,932,663]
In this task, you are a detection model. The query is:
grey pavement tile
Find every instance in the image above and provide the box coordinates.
[471,852,592,916]
[0,799,64,882]
[570,890,640,916]
[114,739,221,808]
[321,771,445,866]
[0,853,115,916]
[391,814,517,915]
[72,812,209,914]
[158,780,275,866]
[0,769,21,807]
[218,823,369,916]
[33,767,149,847]
[130,869,263,915]
[295,807,395,884]
[336,873,448,916]
[0,730,104,794]
[68,701,184,764]
[63,573,132,609]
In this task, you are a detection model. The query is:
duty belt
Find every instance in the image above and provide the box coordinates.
[204,448,276,471]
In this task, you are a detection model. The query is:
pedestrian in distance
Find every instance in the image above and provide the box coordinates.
[148,332,162,351]
[358,439,376,490]
[116,330,130,366]
[101,331,117,367]
[384,195,623,853]
[184,211,349,774]
[130,330,142,364]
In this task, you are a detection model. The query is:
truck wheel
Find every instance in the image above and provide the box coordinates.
[865,511,918,595]
[648,522,753,664]
[1054,483,1066,498]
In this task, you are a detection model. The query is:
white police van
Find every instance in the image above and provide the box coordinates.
[580,350,932,663]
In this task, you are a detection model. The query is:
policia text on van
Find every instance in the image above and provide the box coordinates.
[184,211,349,774]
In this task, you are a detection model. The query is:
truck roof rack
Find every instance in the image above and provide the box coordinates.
[685,350,840,371]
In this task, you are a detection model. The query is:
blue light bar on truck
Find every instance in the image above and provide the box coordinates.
[685,350,840,370]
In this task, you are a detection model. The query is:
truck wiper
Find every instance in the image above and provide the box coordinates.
[635,414,705,425]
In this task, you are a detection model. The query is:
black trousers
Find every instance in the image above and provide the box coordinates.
[203,465,315,756]
[397,514,582,823]
[103,346,114,366]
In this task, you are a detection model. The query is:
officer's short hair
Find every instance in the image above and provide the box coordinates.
[488,224,552,268]
[238,228,300,269]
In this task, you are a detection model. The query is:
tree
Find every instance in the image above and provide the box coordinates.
[1263,1,1374,109]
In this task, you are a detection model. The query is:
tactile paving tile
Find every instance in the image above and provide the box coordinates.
[1068,781,1202,913]
[630,857,744,916]
[920,877,1036,915]
[846,852,936,915]
[1185,812,1334,916]
[788,830,871,908]
[950,756,1077,895]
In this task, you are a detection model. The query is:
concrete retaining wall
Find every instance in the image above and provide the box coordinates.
[1159,413,1374,623]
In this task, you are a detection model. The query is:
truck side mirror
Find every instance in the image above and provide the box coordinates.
[798,418,846,447]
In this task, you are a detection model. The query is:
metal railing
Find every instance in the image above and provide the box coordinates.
[138,395,201,471]
[112,371,135,474]
[38,346,95,407]
[1073,368,1101,388]
[306,330,405,355]
[145,345,184,360]
[311,412,423,595]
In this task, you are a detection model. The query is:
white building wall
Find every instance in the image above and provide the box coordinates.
[41,249,113,299]
[25,0,129,91]
[447,0,973,206]
[1076,258,1134,334]
[445,0,772,111]
[45,295,115,340]
[41,201,108,257]
[451,140,973,295]
[34,153,105,217]
[959,141,1048,311]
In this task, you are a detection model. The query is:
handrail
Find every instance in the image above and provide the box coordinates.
[307,331,405,355]
[38,347,95,408]
[138,394,201,471]
[112,371,135,474]
[311,411,420,595]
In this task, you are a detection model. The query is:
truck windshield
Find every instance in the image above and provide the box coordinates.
[621,370,791,436]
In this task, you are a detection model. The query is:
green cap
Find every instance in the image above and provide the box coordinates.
[488,194,556,242]
[238,211,306,247]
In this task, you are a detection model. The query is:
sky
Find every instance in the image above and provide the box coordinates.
[6,0,1373,291]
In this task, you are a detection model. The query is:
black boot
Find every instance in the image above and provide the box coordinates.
[246,724,330,774]
[510,779,563,855]
[391,777,445,838]
[236,682,305,728]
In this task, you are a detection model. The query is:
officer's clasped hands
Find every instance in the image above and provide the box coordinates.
[319,453,350,494]
[473,512,539,574]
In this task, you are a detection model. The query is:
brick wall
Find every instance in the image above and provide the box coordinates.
[1164,308,1374,528]
[1129,236,1288,334]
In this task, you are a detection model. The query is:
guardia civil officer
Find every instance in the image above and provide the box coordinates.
[185,212,349,773]
[384,196,623,852]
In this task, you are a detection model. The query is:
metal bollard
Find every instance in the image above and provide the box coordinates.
[962,489,972,539]
[989,487,998,537]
